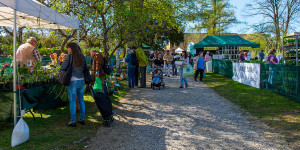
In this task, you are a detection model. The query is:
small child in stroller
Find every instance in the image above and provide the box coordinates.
[151,68,165,90]
[152,69,162,84]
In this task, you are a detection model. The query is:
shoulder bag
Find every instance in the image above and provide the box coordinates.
[58,55,73,86]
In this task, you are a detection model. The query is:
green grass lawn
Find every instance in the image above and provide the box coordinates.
[0,80,129,150]
[204,72,300,148]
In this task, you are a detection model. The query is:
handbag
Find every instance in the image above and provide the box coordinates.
[183,64,194,77]
[58,55,72,86]
[83,58,93,84]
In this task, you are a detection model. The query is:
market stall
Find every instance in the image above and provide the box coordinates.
[0,0,79,125]
[193,35,260,60]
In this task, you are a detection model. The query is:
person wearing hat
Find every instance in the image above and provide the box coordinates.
[16,37,41,66]
[163,50,173,77]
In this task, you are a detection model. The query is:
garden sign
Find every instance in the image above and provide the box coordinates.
[232,63,260,88]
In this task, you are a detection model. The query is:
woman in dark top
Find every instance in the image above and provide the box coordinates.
[154,54,164,67]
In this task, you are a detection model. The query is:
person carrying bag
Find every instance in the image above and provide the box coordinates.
[61,42,91,127]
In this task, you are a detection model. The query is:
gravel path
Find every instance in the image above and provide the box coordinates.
[87,74,289,150]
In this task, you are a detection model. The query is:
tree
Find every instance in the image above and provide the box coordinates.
[246,0,300,49]
[189,0,237,35]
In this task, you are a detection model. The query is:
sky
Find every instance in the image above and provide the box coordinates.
[187,0,300,34]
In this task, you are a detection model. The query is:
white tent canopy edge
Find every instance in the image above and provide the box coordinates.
[0,0,79,29]
[0,0,79,126]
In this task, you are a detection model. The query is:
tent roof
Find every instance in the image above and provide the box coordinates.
[0,0,79,29]
[142,43,152,50]
[193,35,260,49]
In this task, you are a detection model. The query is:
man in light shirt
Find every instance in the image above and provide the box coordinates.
[16,37,41,67]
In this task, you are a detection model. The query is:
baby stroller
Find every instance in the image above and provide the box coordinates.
[150,67,165,90]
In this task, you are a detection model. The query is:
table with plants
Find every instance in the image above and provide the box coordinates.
[0,53,68,122]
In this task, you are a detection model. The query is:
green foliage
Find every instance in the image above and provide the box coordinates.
[189,0,237,34]
[38,47,58,56]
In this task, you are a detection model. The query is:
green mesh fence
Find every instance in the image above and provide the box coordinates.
[260,63,300,103]
[212,59,233,78]
[212,59,300,103]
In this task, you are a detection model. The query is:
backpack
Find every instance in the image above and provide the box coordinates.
[131,53,138,66]
[102,58,112,75]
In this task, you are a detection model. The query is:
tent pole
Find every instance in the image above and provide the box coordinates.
[77,29,79,44]
[13,9,17,126]
[296,36,298,66]
[282,37,285,64]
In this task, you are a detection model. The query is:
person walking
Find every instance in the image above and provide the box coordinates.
[178,51,189,88]
[171,49,178,76]
[194,52,205,82]
[136,47,149,88]
[61,42,87,127]
[163,50,173,77]
[125,48,137,88]
[259,50,265,61]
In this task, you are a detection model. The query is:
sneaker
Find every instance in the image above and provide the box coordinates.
[66,122,76,127]
[179,86,183,88]
[194,77,197,81]
[185,84,188,88]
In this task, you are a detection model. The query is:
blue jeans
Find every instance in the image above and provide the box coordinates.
[67,80,85,122]
[164,63,170,76]
[152,77,161,83]
[179,68,188,87]
[128,67,135,88]
[172,64,177,76]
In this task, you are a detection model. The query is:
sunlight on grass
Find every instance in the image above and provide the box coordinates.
[204,72,300,148]
[0,80,130,150]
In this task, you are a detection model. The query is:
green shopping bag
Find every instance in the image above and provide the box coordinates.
[94,77,103,93]
[183,64,194,77]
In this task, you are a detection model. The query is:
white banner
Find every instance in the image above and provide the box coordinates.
[232,63,260,88]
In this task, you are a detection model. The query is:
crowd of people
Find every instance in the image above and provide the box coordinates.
[15,37,281,127]
[124,47,213,89]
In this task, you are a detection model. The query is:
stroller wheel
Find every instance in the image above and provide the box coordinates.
[163,84,165,88]
[151,83,153,88]
[158,86,160,90]
[152,85,155,90]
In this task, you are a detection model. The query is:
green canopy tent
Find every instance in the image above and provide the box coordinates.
[142,43,153,50]
[192,35,260,60]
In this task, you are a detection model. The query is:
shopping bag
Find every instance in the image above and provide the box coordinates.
[94,77,103,93]
[183,64,194,77]
[146,65,151,74]
[11,110,29,147]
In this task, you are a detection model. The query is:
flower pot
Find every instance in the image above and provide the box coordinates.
[16,84,23,90]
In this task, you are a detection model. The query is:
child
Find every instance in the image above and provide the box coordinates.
[152,69,162,84]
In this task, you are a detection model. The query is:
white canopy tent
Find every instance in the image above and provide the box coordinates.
[186,42,194,53]
[0,0,79,125]
[175,47,184,53]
